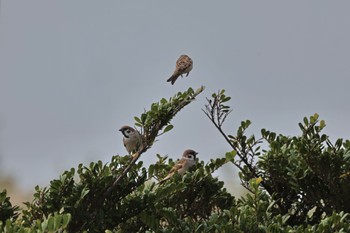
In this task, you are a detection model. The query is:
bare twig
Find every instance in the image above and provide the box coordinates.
[202,90,265,192]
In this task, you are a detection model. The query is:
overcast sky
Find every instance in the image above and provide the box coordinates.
[1,1,350,196]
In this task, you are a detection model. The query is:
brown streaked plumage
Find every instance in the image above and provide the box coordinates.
[167,55,193,85]
[160,149,197,183]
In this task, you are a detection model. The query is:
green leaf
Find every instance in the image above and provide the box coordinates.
[303,117,308,126]
[54,214,62,230]
[310,115,316,124]
[47,216,55,231]
[222,96,231,102]
[148,164,154,178]
[298,122,304,131]
[0,190,6,202]
[163,124,174,133]
[151,103,158,111]
[134,116,141,124]
[225,151,236,162]
[141,113,147,123]
[81,187,90,199]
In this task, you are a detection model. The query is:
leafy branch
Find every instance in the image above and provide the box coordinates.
[77,86,205,231]
[106,86,205,195]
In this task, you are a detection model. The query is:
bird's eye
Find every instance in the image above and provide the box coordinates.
[126,129,131,133]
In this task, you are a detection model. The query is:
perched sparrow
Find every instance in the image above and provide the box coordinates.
[119,125,142,157]
[167,55,193,85]
[160,149,198,183]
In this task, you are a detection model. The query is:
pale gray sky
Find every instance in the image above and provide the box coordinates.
[1,1,350,196]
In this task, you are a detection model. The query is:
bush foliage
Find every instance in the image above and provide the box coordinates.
[1,87,350,232]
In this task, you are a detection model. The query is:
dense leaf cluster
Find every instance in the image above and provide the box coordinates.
[0,190,19,223]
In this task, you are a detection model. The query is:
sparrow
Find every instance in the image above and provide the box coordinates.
[160,149,198,183]
[167,55,193,85]
[119,125,142,157]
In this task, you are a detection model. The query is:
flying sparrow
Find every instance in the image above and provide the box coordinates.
[119,125,142,157]
[160,149,198,183]
[167,55,193,85]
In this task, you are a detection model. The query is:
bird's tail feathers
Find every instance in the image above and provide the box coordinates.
[158,176,169,185]
[167,74,178,85]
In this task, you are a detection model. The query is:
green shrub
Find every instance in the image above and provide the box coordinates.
[1,87,350,232]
